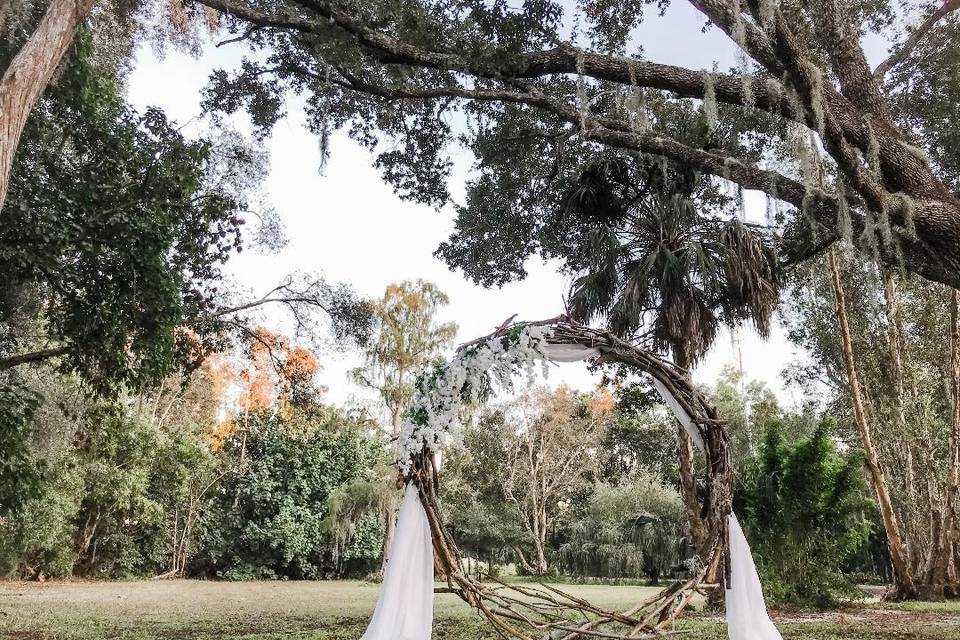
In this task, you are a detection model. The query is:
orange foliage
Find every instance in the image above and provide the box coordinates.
[203,355,235,409]
[239,328,283,412]
[203,328,324,448]
[589,386,615,421]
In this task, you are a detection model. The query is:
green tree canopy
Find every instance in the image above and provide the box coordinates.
[194,0,960,292]
[0,21,371,393]
[737,416,873,607]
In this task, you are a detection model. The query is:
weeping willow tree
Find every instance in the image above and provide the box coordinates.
[182,0,960,597]
[558,477,686,584]
[321,463,400,576]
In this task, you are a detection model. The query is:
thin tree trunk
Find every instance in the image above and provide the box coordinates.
[881,270,920,572]
[513,546,537,575]
[929,288,960,594]
[949,289,960,589]
[678,426,709,558]
[828,248,916,598]
[672,350,710,560]
[379,506,395,576]
[0,0,97,210]
[534,505,548,575]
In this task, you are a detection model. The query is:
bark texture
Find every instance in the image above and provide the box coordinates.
[829,248,916,598]
[0,0,97,210]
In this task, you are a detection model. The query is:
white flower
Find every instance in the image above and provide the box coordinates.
[394,326,553,470]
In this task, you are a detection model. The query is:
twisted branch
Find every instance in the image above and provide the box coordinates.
[410,317,733,639]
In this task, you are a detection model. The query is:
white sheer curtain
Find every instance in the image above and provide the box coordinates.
[360,484,434,640]
[726,513,783,640]
[650,377,706,452]
[647,372,782,640]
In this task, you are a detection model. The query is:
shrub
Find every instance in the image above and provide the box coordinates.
[737,416,872,608]
[194,408,386,579]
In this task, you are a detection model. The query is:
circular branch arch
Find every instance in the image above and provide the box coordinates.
[407,317,733,639]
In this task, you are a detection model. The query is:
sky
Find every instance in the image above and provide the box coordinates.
[123,2,874,413]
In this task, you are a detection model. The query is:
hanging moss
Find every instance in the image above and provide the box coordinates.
[658,155,670,181]
[792,125,816,190]
[702,71,718,131]
[731,0,747,48]
[802,193,820,243]
[765,177,780,225]
[836,182,853,241]
[738,52,755,108]
[802,60,827,138]
[765,77,782,114]
[901,142,930,164]
[897,193,917,239]
[759,0,777,30]
[624,84,650,133]
[859,211,881,263]
[784,77,807,127]
[764,193,774,224]
[575,52,588,132]
[892,239,907,276]
[637,90,651,132]
[723,156,736,182]
[878,200,893,246]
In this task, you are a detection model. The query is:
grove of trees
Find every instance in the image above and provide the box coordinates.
[3,0,960,613]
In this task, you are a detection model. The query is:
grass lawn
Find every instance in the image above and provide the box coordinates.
[0,580,958,639]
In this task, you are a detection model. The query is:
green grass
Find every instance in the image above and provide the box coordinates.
[0,580,958,639]
[868,598,960,613]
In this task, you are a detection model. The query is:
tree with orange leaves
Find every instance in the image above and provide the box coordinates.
[351,280,456,574]
[207,328,325,453]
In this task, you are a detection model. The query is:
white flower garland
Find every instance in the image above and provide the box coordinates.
[395,324,552,473]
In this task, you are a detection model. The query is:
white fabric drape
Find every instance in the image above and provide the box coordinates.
[648,376,781,640]
[542,343,600,362]
[726,514,783,640]
[360,484,434,640]
[650,377,706,453]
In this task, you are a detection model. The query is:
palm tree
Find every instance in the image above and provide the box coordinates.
[565,155,780,558]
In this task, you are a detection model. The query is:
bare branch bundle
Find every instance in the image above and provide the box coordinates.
[409,317,733,640]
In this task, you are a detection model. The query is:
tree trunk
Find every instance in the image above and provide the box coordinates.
[513,546,538,575]
[534,510,548,575]
[677,426,710,558]
[828,248,916,598]
[926,288,960,596]
[948,289,960,590]
[0,0,97,210]
[379,505,396,576]
[672,350,710,560]
[881,270,922,573]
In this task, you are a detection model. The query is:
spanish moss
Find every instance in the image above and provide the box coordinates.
[702,71,718,131]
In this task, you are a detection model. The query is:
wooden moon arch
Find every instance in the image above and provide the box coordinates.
[405,318,734,640]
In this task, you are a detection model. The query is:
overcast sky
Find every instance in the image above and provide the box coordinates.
[124,2,887,413]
